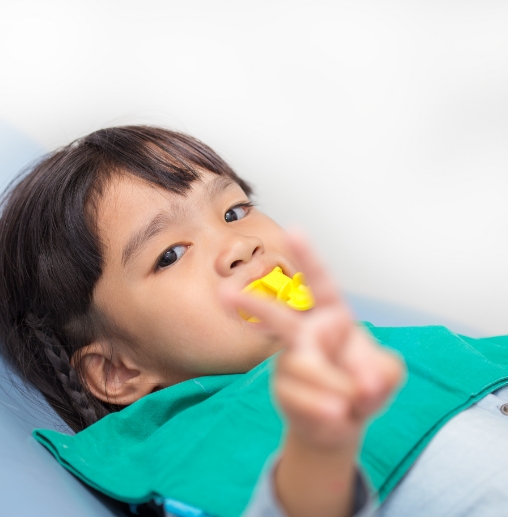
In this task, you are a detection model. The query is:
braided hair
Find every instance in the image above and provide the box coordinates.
[25,313,106,428]
[0,126,251,432]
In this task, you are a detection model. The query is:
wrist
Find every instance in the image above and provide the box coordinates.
[284,429,359,469]
[275,431,358,517]
[285,418,362,454]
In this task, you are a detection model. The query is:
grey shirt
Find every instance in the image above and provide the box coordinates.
[376,385,508,517]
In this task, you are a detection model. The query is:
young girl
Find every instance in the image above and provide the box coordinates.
[0,126,401,517]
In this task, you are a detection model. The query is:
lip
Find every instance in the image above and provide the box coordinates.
[243,264,281,291]
[242,259,297,290]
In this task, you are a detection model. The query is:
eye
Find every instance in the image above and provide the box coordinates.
[157,245,187,270]
[224,203,253,223]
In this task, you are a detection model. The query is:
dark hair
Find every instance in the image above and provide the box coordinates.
[0,126,251,433]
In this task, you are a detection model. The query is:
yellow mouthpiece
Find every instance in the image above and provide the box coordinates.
[241,266,315,322]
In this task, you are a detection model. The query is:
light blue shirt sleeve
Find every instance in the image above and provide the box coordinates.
[375,385,508,517]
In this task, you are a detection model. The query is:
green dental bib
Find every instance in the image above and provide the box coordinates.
[34,325,508,517]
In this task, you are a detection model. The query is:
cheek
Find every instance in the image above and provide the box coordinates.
[138,274,223,343]
[148,275,246,344]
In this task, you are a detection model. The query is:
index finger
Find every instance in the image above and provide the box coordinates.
[285,229,345,309]
[220,286,303,349]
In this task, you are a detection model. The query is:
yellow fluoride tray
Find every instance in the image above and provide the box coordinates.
[241,266,315,322]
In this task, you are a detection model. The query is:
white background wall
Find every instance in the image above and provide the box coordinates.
[1,0,507,335]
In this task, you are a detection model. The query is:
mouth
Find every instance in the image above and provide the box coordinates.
[240,263,314,322]
[239,265,288,323]
[243,264,284,291]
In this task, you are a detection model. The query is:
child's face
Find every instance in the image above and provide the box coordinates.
[92,171,297,386]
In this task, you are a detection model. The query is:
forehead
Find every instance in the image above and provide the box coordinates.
[97,171,237,220]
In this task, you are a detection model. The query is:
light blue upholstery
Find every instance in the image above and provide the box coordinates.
[0,360,128,516]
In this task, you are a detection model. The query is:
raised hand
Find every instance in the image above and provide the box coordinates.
[224,230,403,450]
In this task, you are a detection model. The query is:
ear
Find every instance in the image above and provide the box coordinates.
[72,342,162,406]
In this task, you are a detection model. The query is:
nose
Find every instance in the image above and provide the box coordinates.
[215,232,264,277]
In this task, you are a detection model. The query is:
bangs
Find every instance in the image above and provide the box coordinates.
[84,126,252,197]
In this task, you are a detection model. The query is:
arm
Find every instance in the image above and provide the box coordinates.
[225,231,403,517]
[273,321,400,517]
[243,454,374,517]
[276,430,357,517]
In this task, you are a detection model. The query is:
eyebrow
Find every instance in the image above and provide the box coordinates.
[121,176,239,268]
[122,210,176,267]
[206,175,236,201]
